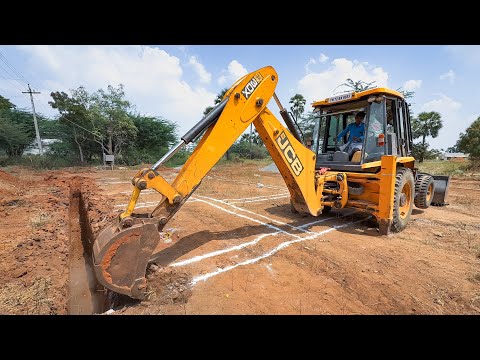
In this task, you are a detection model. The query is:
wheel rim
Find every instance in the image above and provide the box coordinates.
[399,181,412,219]
[426,183,433,202]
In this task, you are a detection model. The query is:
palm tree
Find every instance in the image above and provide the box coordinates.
[289,94,306,121]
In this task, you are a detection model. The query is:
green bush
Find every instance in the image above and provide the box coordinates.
[0,154,81,169]
[230,142,269,159]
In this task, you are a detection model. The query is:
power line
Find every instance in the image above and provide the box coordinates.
[0,73,24,92]
[0,52,30,86]
[0,51,42,95]
[0,62,27,89]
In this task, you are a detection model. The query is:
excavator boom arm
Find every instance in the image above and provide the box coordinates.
[92,66,321,299]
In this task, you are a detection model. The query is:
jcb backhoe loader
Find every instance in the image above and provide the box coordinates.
[93,66,450,299]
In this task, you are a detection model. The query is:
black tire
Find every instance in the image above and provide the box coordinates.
[290,199,299,214]
[391,167,415,233]
[414,175,435,209]
[290,200,308,217]
[321,205,332,215]
[348,182,364,196]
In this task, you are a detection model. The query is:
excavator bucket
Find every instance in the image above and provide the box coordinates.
[431,175,451,206]
[92,220,161,299]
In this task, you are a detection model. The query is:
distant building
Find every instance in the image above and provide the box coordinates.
[440,152,469,161]
[24,139,61,155]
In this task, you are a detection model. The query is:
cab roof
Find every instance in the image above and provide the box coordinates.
[312,87,404,107]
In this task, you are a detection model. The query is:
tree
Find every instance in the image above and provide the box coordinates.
[396,88,415,99]
[396,88,415,116]
[49,88,96,163]
[0,108,39,157]
[335,78,377,93]
[123,114,178,165]
[0,95,15,110]
[297,111,318,143]
[446,145,459,153]
[411,111,443,162]
[457,116,480,167]
[203,88,230,159]
[90,84,137,158]
[289,94,306,121]
[203,88,228,116]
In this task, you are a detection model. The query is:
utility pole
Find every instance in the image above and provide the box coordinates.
[22,84,43,155]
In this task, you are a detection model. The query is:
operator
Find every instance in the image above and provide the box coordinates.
[337,111,366,143]
[336,111,365,156]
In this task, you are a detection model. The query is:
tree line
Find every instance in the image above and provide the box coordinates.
[1,79,479,168]
[1,86,179,166]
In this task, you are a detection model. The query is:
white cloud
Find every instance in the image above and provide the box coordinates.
[15,45,216,137]
[305,58,317,73]
[419,94,464,149]
[297,58,388,105]
[439,69,455,84]
[403,79,422,91]
[445,45,480,66]
[218,60,248,86]
[305,54,329,73]
[319,53,329,63]
[188,55,212,84]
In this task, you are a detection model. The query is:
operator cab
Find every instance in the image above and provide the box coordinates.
[310,88,413,173]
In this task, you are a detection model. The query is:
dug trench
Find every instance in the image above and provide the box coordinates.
[67,177,190,314]
[68,178,109,314]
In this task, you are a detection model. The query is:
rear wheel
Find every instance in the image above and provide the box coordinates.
[391,168,415,233]
[414,175,435,209]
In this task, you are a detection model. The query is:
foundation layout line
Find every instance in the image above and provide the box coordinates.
[191,216,370,285]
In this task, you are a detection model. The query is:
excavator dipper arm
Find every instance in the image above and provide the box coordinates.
[92,66,324,299]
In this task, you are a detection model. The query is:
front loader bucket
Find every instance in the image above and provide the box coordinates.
[431,175,451,206]
[92,220,161,299]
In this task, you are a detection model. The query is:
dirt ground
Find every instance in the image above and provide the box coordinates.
[0,163,479,315]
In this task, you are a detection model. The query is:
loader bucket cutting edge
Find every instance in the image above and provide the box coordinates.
[92,221,161,299]
[431,175,451,206]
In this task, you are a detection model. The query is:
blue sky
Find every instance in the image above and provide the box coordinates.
[0,45,479,150]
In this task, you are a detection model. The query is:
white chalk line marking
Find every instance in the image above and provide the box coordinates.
[205,174,286,190]
[191,216,370,285]
[171,232,280,267]
[114,192,287,209]
[229,195,290,204]
[192,198,303,239]
[170,210,357,267]
[120,189,156,194]
[196,194,321,235]
[222,193,289,202]
[114,199,198,208]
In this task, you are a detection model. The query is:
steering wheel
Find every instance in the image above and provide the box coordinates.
[334,137,341,151]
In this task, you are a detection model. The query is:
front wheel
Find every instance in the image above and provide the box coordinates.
[321,205,332,215]
[391,168,415,233]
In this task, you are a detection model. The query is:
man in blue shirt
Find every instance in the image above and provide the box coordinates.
[336,111,366,158]
[337,111,366,144]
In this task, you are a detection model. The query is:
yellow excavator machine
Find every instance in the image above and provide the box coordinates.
[93,66,450,299]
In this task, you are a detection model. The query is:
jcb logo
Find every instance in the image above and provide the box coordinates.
[276,131,304,176]
[241,73,263,99]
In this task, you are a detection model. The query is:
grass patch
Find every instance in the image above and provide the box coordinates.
[30,212,50,229]
[417,160,470,176]
[0,277,55,314]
